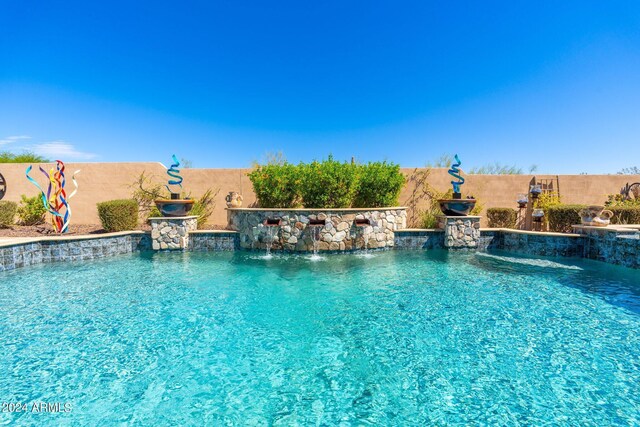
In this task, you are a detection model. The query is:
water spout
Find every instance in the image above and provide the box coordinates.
[354,218,373,254]
[307,219,325,260]
[263,218,281,258]
[265,226,275,258]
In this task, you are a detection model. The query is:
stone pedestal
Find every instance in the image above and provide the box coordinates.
[438,216,481,248]
[149,216,198,250]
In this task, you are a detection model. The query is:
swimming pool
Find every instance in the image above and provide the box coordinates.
[1,250,639,425]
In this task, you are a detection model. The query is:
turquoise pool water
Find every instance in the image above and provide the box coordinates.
[1,250,639,425]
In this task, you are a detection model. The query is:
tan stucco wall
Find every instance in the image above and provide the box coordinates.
[0,162,637,227]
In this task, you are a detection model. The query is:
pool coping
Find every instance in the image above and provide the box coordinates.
[0,230,148,248]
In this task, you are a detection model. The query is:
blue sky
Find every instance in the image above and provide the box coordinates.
[1,1,639,173]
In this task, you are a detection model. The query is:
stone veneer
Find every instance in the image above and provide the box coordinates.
[149,216,198,250]
[228,208,407,251]
[438,215,481,248]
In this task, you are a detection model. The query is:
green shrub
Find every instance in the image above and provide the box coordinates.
[609,206,640,225]
[190,188,218,229]
[352,161,405,208]
[248,163,301,208]
[605,193,640,208]
[0,201,17,228]
[97,199,139,232]
[299,156,360,208]
[546,204,586,233]
[420,210,440,229]
[487,208,517,228]
[16,194,47,225]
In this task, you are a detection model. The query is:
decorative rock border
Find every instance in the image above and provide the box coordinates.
[227,208,407,252]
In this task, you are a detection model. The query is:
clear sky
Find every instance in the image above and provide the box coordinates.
[1,1,639,173]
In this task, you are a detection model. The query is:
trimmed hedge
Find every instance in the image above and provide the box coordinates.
[352,162,405,208]
[248,163,300,208]
[0,201,17,228]
[97,199,138,232]
[610,206,640,225]
[487,207,517,228]
[299,157,359,208]
[546,204,586,233]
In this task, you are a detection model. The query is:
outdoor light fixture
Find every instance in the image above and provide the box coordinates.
[517,194,528,208]
[529,184,542,200]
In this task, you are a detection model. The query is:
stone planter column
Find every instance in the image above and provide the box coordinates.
[149,216,198,250]
[438,215,481,248]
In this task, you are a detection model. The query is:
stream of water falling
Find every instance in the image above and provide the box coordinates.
[265,225,277,258]
[306,225,324,261]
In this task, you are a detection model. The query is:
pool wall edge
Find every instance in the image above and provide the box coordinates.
[0,227,638,271]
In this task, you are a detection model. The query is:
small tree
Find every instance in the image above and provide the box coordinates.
[129,172,168,220]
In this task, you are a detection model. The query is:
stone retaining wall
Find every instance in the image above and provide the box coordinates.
[228,208,407,252]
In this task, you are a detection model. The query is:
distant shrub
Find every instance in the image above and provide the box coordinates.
[248,163,300,208]
[546,204,586,233]
[299,156,359,208]
[0,151,50,163]
[0,201,17,228]
[97,199,138,232]
[16,195,47,225]
[352,161,405,208]
[487,208,517,228]
[609,206,640,225]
